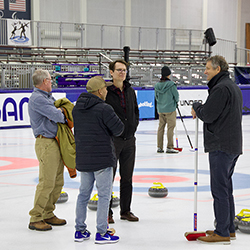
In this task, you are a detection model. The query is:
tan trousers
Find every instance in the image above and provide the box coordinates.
[157,111,176,149]
[29,137,64,222]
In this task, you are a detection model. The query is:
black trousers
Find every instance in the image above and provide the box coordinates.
[209,151,239,237]
[109,136,136,216]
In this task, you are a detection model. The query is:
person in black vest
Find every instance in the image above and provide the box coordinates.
[192,55,243,245]
[106,59,139,223]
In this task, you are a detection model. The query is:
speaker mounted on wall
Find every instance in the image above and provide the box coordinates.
[204,28,217,46]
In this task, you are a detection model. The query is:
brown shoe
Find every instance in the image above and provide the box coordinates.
[206,230,236,240]
[197,233,230,245]
[120,212,139,222]
[108,215,115,224]
[44,215,66,226]
[28,220,52,231]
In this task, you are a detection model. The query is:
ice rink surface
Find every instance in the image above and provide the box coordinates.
[1,116,250,250]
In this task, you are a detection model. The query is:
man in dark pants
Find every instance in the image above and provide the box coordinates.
[106,59,139,223]
[191,55,243,245]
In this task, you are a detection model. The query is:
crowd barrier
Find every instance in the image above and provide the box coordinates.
[0,86,249,129]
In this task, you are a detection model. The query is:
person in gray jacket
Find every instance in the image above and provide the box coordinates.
[192,55,242,245]
[155,66,179,153]
[73,76,124,244]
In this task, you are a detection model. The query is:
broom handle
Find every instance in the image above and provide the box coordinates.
[194,117,199,231]
[175,125,179,148]
[177,107,193,149]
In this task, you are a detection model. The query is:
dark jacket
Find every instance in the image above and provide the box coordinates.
[106,81,139,140]
[72,92,124,172]
[193,71,242,155]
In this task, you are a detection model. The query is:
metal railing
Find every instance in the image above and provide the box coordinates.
[236,47,250,66]
[211,38,237,65]
[1,18,247,65]
[0,61,210,89]
[0,63,52,89]
[1,18,250,89]
[0,19,205,51]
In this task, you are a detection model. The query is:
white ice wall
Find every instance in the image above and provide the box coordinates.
[206,0,237,41]
[171,0,203,30]
[35,0,250,48]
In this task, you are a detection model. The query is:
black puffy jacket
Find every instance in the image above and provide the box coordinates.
[73,92,124,172]
[193,71,242,155]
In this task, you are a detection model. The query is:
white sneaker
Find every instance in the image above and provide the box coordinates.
[166,148,179,154]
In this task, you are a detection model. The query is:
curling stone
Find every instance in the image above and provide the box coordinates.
[88,193,120,211]
[234,209,250,230]
[214,209,250,230]
[56,191,68,203]
[238,218,250,234]
[236,209,250,232]
[88,194,98,211]
[148,182,168,198]
[111,193,120,208]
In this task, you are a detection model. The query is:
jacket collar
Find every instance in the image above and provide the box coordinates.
[109,80,131,91]
[207,71,230,90]
[34,87,52,98]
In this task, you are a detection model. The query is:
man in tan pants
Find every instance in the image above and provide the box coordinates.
[157,111,177,151]
[155,66,179,153]
[28,69,67,231]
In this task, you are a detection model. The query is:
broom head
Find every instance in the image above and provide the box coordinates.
[184,231,206,241]
[173,147,183,152]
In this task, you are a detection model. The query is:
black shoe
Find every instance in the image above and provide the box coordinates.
[120,212,139,222]
[157,148,164,153]
[108,214,115,224]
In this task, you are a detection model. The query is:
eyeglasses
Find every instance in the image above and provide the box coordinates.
[115,69,127,73]
[46,78,52,81]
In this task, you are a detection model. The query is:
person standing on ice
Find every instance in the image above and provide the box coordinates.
[191,55,243,245]
[155,66,179,154]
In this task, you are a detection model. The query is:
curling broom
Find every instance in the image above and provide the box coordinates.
[184,118,206,241]
[174,122,183,152]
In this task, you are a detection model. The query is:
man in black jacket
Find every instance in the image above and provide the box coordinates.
[191,56,243,245]
[73,76,124,244]
[106,59,139,223]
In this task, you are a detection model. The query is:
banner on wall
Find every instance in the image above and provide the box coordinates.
[178,89,208,117]
[0,93,65,129]
[7,18,32,46]
[136,90,155,119]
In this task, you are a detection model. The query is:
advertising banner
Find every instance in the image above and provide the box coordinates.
[7,18,32,46]
[178,89,208,117]
[0,93,65,129]
[136,90,155,119]
[1,86,248,129]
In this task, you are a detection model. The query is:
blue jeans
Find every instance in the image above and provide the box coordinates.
[75,167,113,234]
[209,151,239,237]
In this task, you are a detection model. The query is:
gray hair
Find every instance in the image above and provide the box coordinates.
[206,55,229,71]
[32,69,50,86]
